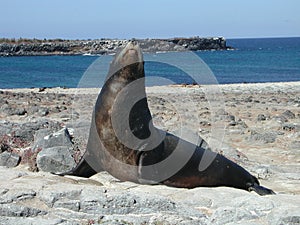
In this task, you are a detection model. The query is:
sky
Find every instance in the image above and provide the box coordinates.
[1,0,299,39]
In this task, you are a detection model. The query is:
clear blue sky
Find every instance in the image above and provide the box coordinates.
[1,0,299,39]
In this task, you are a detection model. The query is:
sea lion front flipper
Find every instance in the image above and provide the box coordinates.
[248,183,276,195]
[53,159,97,178]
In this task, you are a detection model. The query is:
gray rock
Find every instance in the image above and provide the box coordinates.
[0,218,64,225]
[252,165,272,180]
[0,105,26,116]
[38,107,50,116]
[268,205,300,225]
[248,130,278,143]
[0,121,13,137]
[33,128,73,150]
[282,110,296,119]
[11,120,62,143]
[53,199,80,211]
[289,140,300,149]
[79,188,176,215]
[257,114,267,121]
[282,123,300,132]
[0,189,36,204]
[36,146,76,173]
[232,196,275,217]
[0,151,20,167]
[39,187,82,208]
[277,216,300,225]
[236,119,248,129]
[210,206,258,225]
[0,204,46,217]
[26,105,40,115]
[273,115,288,123]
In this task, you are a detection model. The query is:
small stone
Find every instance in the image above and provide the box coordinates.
[248,130,277,144]
[257,114,267,121]
[273,115,288,123]
[0,151,20,168]
[282,110,295,119]
[289,141,300,150]
[228,121,237,126]
[17,108,27,116]
[39,107,49,116]
[282,123,300,132]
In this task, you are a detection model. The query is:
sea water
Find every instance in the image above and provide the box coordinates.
[0,37,299,89]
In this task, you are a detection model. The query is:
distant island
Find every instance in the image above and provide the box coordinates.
[0,37,232,56]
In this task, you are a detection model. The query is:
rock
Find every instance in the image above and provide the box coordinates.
[0,189,36,204]
[0,218,64,225]
[247,130,278,144]
[257,114,267,121]
[38,107,50,116]
[0,105,27,116]
[80,188,176,215]
[210,206,258,225]
[11,120,62,144]
[0,37,229,56]
[282,110,296,119]
[33,128,76,173]
[0,151,20,167]
[233,196,275,216]
[289,140,300,149]
[277,216,300,225]
[15,108,27,116]
[236,119,248,129]
[282,123,300,132]
[0,121,13,137]
[0,204,46,217]
[273,115,288,123]
[26,105,40,115]
[252,165,272,180]
[36,146,76,173]
[32,128,73,151]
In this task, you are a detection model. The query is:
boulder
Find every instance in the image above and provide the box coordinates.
[32,128,73,151]
[36,146,76,173]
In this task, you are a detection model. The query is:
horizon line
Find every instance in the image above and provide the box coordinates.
[0,35,299,41]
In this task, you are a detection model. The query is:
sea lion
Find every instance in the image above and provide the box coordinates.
[63,41,275,195]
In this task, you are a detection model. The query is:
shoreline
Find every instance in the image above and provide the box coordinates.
[2,80,300,94]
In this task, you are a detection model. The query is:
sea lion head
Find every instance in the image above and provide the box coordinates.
[107,41,144,82]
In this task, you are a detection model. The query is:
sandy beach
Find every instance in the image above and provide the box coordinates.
[0,81,299,224]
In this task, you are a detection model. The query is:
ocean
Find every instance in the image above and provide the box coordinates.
[0,37,299,89]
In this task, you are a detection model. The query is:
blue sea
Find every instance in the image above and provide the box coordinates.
[0,37,299,89]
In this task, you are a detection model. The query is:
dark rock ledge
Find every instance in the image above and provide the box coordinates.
[0,37,232,56]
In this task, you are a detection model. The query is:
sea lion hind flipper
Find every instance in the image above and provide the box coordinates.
[248,183,276,195]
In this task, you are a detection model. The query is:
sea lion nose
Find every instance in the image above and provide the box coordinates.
[130,39,138,45]
[123,40,138,52]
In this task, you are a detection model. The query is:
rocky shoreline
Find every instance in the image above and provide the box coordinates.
[0,37,230,56]
[0,82,299,224]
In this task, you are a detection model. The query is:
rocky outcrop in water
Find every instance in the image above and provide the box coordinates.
[0,37,230,56]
